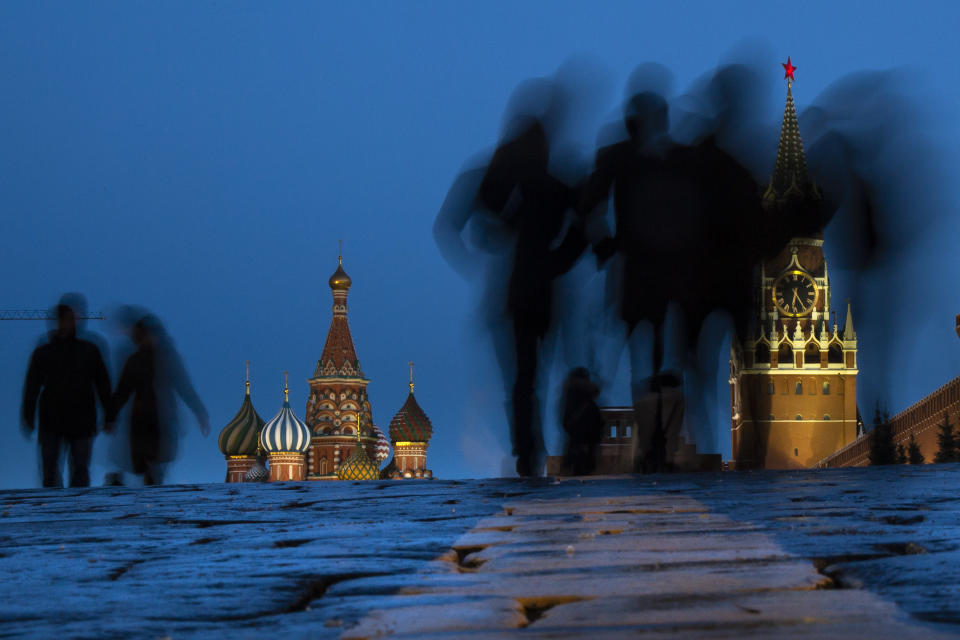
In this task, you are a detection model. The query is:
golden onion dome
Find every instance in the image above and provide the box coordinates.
[329,256,352,291]
[337,442,379,480]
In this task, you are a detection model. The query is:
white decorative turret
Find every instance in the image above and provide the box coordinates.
[260,373,312,482]
[843,300,856,343]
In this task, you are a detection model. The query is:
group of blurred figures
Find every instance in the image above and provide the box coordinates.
[20,294,209,488]
[435,52,936,476]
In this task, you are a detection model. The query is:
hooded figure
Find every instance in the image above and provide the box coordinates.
[106,312,208,485]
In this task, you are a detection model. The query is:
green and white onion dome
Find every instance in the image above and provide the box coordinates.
[337,441,380,481]
[373,425,390,463]
[218,380,266,457]
[260,385,311,454]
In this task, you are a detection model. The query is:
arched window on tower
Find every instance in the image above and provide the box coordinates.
[822,381,830,395]
[320,457,328,475]
[795,380,803,395]
[804,343,820,365]
[828,344,843,364]
[779,343,793,365]
[756,343,770,365]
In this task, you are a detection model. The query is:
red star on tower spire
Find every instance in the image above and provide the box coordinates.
[782,57,797,83]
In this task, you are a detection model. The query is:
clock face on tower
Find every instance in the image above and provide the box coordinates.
[772,270,817,317]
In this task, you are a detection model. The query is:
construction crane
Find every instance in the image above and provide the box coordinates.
[0,310,104,321]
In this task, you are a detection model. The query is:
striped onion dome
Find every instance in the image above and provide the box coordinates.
[218,381,265,457]
[373,425,390,463]
[337,441,379,480]
[243,459,268,482]
[260,385,311,454]
[388,389,433,443]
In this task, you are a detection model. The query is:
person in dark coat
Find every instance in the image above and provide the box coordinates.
[476,118,589,477]
[560,367,604,476]
[106,313,209,485]
[21,300,111,487]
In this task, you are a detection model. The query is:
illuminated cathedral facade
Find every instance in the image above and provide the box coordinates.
[729,65,859,470]
[217,255,435,481]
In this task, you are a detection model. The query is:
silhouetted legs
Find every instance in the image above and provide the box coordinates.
[39,432,93,487]
[628,305,686,473]
[512,317,546,476]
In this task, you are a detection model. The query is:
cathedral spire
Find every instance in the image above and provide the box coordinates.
[314,251,364,379]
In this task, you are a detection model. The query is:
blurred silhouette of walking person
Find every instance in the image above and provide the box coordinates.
[580,90,691,473]
[20,294,111,487]
[477,114,589,476]
[560,367,604,475]
[106,311,209,485]
[434,66,608,477]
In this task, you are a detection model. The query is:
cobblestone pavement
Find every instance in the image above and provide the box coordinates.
[0,466,958,638]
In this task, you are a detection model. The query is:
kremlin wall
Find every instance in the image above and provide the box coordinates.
[216,256,435,482]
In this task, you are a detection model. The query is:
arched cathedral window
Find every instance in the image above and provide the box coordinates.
[828,344,843,364]
[804,344,820,364]
[756,343,770,364]
[795,380,803,395]
[779,343,793,364]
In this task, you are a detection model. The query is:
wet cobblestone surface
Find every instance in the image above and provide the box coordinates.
[0,466,958,638]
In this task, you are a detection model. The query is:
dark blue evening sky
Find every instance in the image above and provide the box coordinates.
[2,1,959,487]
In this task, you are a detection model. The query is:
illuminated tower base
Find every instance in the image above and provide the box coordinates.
[268,452,305,482]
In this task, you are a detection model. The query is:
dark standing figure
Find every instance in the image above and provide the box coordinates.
[581,84,770,472]
[580,91,692,472]
[560,367,604,475]
[20,297,111,487]
[476,117,588,476]
[106,313,209,485]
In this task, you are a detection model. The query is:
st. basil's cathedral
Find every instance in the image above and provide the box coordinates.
[216,255,435,482]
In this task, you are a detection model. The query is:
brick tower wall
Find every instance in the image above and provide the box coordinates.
[225,456,256,483]
[268,452,306,482]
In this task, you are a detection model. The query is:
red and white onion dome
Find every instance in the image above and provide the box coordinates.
[373,425,390,463]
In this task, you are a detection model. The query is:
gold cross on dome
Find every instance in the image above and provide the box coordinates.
[409,361,415,393]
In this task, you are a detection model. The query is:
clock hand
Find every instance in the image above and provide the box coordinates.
[791,289,802,309]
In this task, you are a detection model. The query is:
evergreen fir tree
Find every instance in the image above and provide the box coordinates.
[934,411,957,463]
[896,443,907,465]
[907,433,925,465]
[869,401,896,465]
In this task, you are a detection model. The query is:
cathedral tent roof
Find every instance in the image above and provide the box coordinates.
[316,317,361,376]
